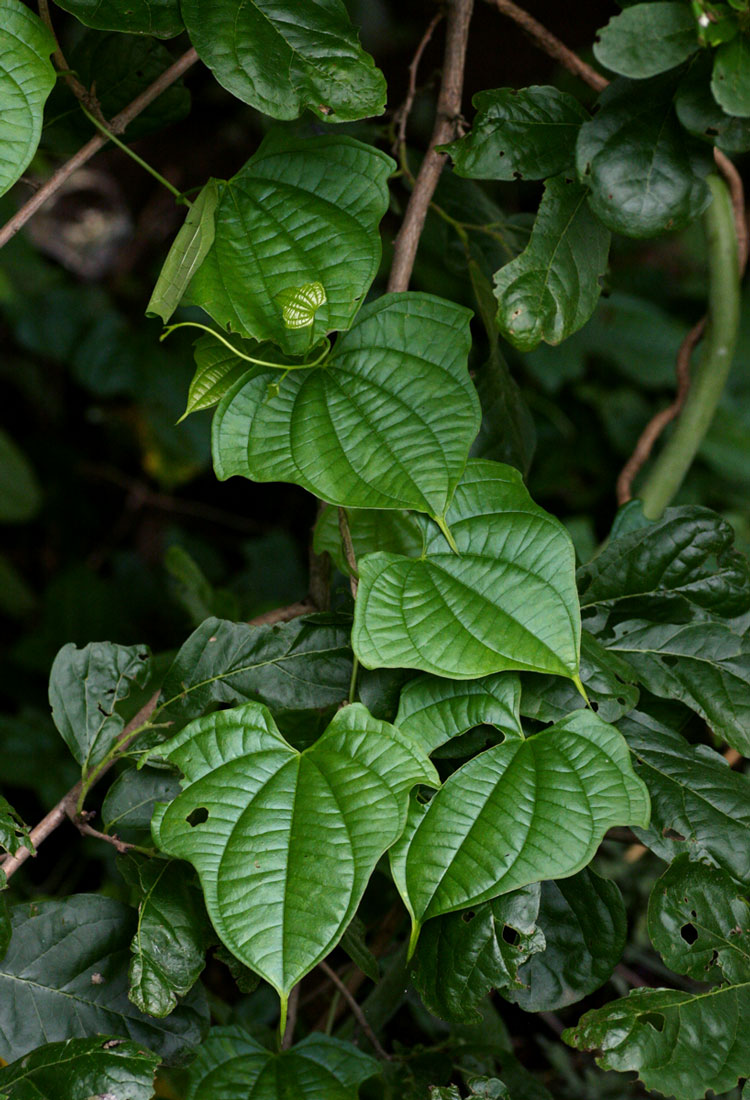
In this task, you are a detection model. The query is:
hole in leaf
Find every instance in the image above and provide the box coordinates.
[642,1013,665,1033]
[502,925,520,946]
[186,807,209,827]
[590,700,599,712]
[661,655,678,667]
[616,697,626,706]
[705,949,719,970]
[461,910,477,923]
[680,923,698,944]
[663,827,686,841]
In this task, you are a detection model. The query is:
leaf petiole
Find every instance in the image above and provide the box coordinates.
[161,321,331,371]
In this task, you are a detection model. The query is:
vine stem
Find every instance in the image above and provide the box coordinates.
[638,174,740,519]
[0,47,199,252]
[79,105,187,203]
[162,322,331,372]
[387,0,475,293]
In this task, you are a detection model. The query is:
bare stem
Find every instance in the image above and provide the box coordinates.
[38,0,109,126]
[388,0,475,293]
[393,10,444,153]
[318,961,391,1061]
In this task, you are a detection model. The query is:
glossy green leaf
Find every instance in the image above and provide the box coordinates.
[677,54,750,153]
[102,766,182,834]
[621,708,750,884]
[51,0,183,37]
[594,3,699,78]
[578,506,750,616]
[0,1037,159,1100]
[493,176,610,352]
[156,614,352,729]
[712,34,750,116]
[566,859,750,1098]
[180,0,385,122]
[185,1026,379,1100]
[0,430,41,524]
[150,702,437,1002]
[520,631,639,725]
[576,74,712,237]
[606,618,750,755]
[390,710,649,941]
[185,133,393,355]
[0,799,31,862]
[508,868,626,1012]
[395,672,523,756]
[118,854,213,1018]
[0,1,55,200]
[48,642,152,773]
[212,294,479,518]
[412,885,544,1022]
[313,506,423,577]
[0,896,207,1063]
[179,333,252,418]
[442,86,588,180]
[147,183,219,324]
[353,460,582,682]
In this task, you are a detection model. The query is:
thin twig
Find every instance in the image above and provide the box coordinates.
[281,983,300,1050]
[318,961,391,1060]
[484,0,608,92]
[38,0,109,126]
[393,10,444,153]
[70,812,141,855]
[388,0,475,293]
[0,47,198,252]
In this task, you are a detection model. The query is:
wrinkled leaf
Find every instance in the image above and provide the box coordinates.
[212,293,479,519]
[180,0,386,122]
[147,182,219,324]
[412,885,544,1022]
[576,74,712,237]
[493,175,610,352]
[118,854,213,1018]
[353,461,582,682]
[395,672,522,756]
[52,0,183,37]
[0,1037,159,1100]
[390,710,649,941]
[0,799,31,862]
[443,86,588,180]
[185,1026,378,1100]
[150,702,437,1002]
[313,506,423,577]
[179,332,265,420]
[0,1,55,199]
[594,3,699,78]
[48,641,152,773]
[712,34,750,116]
[186,132,393,355]
[0,896,207,1063]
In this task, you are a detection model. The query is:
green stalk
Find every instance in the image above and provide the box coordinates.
[80,105,188,204]
[638,174,740,520]
[161,322,331,371]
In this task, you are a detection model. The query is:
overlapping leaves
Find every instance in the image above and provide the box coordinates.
[395,671,522,756]
[0,1037,160,1100]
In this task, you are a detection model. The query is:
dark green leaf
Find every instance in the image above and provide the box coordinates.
[214,946,260,994]
[156,614,352,729]
[150,702,437,1002]
[0,896,9,961]
[395,671,523,756]
[118,854,213,1017]
[180,0,385,122]
[594,3,699,78]
[712,34,750,116]
[146,183,219,324]
[0,896,207,1063]
[0,430,42,524]
[412,885,544,1022]
[677,55,750,152]
[185,133,393,355]
[508,869,626,1012]
[185,1026,379,1100]
[0,799,31,862]
[621,708,750,883]
[443,86,588,180]
[0,1037,159,1100]
[313,506,423,577]
[390,711,649,941]
[353,461,582,682]
[340,916,379,983]
[0,1,55,199]
[576,74,712,237]
[578,506,750,616]
[493,176,610,352]
[48,642,152,773]
[51,0,183,37]
[212,294,479,519]
[102,766,182,834]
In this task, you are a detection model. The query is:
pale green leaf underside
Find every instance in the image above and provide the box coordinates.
[181,0,386,122]
[212,293,480,517]
[395,671,523,756]
[147,181,219,324]
[151,702,437,998]
[352,460,582,680]
[391,710,649,929]
[182,333,272,419]
[0,0,55,199]
[186,132,393,356]
[494,175,611,352]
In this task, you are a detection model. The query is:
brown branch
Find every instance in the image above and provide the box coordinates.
[714,147,749,277]
[38,0,108,126]
[69,811,140,854]
[483,0,608,92]
[318,961,391,1061]
[338,508,359,599]
[0,46,199,252]
[393,10,444,153]
[387,0,475,293]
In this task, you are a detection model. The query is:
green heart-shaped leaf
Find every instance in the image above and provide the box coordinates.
[352,460,582,681]
[212,293,479,519]
[150,702,437,1007]
[0,0,55,199]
